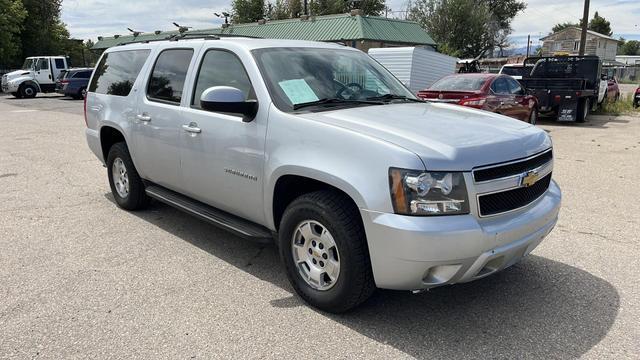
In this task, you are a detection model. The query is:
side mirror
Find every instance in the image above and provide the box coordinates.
[200,86,258,122]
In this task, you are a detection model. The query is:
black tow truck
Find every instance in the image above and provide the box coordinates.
[520,56,603,122]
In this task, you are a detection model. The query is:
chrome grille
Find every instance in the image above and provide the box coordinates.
[473,149,553,217]
[473,150,553,182]
[478,173,552,216]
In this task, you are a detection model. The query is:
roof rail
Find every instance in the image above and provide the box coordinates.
[115,32,262,47]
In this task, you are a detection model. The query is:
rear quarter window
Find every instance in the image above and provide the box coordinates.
[73,71,92,79]
[89,50,150,96]
[55,59,65,69]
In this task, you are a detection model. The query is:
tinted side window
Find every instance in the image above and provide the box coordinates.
[506,78,523,95]
[192,50,254,108]
[147,49,193,104]
[55,59,65,68]
[491,78,510,94]
[89,50,150,96]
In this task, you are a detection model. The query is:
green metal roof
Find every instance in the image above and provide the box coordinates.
[92,14,436,50]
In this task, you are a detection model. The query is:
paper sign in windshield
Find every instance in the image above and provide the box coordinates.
[278,79,319,105]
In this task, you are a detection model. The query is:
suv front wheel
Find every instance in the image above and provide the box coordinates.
[106,142,149,210]
[278,190,375,313]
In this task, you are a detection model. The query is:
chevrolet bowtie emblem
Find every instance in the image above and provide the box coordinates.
[520,170,540,187]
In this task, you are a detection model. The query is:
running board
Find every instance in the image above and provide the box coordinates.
[145,184,273,243]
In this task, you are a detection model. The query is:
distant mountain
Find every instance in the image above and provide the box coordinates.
[501,46,540,57]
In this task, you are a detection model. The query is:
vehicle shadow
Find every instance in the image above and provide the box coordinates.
[107,195,619,359]
[537,113,629,129]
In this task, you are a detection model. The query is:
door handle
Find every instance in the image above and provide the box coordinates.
[182,123,201,133]
[136,114,152,122]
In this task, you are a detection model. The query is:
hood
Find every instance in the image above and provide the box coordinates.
[298,102,551,171]
[4,70,32,81]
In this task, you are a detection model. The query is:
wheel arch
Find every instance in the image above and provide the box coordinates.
[99,125,127,162]
[19,80,41,93]
[268,169,366,231]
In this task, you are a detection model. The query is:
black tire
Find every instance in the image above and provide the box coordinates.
[528,106,538,125]
[106,142,149,210]
[74,87,86,100]
[11,92,22,99]
[278,190,375,313]
[576,98,589,123]
[20,84,37,98]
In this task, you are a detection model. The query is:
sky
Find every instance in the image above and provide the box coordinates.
[62,0,640,48]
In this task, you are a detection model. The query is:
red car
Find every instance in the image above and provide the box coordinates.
[417,74,539,124]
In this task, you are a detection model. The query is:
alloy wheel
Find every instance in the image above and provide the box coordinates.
[291,220,340,291]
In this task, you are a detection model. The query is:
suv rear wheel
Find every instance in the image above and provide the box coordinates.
[278,190,375,313]
[106,142,149,210]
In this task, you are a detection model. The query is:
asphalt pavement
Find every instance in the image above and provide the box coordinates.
[0,93,638,359]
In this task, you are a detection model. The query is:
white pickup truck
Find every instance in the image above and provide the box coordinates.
[1,56,68,98]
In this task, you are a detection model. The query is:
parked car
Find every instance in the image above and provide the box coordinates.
[56,68,93,99]
[499,63,533,80]
[85,38,560,313]
[368,47,457,93]
[634,86,640,108]
[1,56,68,98]
[520,56,603,122]
[416,74,539,124]
[602,75,620,102]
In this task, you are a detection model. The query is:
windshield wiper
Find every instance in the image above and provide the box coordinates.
[293,98,384,110]
[366,94,424,103]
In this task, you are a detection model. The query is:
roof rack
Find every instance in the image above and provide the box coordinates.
[116,32,262,46]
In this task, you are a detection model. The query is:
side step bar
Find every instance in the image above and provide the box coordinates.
[145,184,274,243]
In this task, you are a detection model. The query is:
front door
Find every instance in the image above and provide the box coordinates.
[34,58,53,85]
[505,77,530,121]
[132,48,195,191]
[179,49,267,224]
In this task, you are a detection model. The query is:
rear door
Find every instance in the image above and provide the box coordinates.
[132,46,197,191]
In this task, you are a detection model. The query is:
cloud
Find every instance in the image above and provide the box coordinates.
[63,0,640,46]
[62,0,232,40]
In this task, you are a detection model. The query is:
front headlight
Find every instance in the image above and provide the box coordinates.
[389,168,470,216]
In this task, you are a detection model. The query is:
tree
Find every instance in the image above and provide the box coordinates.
[619,40,640,55]
[552,22,579,34]
[287,0,303,17]
[588,11,612,36]
[232,0,266,23]
[551,11,613,36]
[19,0,70,59]
[0,0,27,68]
[407,0,525,58]
[267,0,289,19]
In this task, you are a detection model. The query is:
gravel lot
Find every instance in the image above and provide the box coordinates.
[1,93,638,359]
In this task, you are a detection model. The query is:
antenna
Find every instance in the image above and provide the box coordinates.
[127,28,143,37]
[173,22,192,34]
[214,12,231,25]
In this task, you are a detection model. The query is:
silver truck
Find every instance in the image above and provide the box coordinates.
[84,37,561,313]
[2,56,68,98]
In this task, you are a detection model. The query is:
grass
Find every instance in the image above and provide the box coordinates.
[593,94,640,116]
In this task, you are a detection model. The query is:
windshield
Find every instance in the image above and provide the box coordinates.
[501,66,528,76]
[252,47,415,112]
[21,58,35,70]
[429,76,488,91]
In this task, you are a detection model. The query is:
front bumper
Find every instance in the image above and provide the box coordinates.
[2,81,18,93]
[361,180,561,290]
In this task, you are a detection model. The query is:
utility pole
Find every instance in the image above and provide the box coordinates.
[526,34,531,57]
[578,0,590,55]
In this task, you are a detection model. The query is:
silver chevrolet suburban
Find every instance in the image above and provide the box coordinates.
[85,37,561,313]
